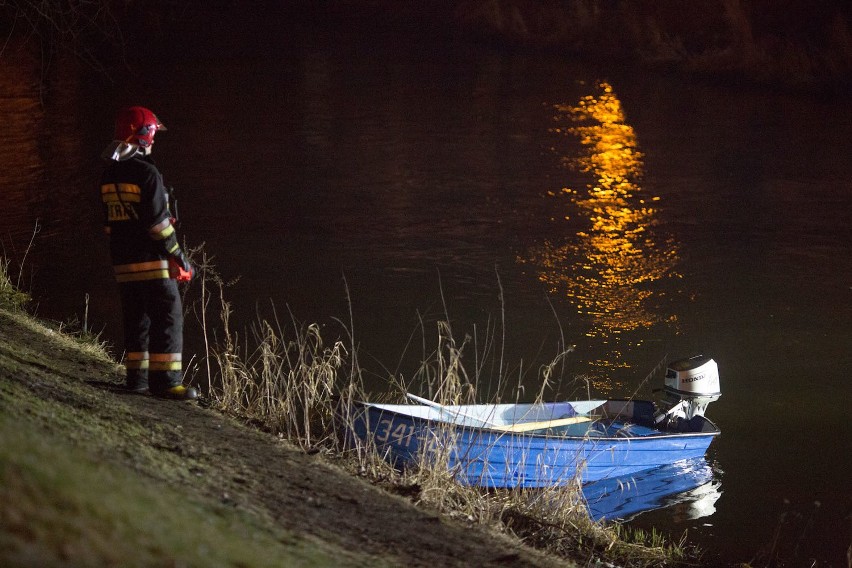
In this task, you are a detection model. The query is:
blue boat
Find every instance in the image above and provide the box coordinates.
[347,356,721,488]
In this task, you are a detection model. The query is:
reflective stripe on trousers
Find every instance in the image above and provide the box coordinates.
[125,351,149,370]
[149,352,182,372]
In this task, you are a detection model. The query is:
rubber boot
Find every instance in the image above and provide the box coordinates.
[154,385,198,401]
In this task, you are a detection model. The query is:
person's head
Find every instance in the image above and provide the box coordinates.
[114,106,166,155]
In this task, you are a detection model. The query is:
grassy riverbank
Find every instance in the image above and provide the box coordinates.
[0,258,706,567]
[0,305,573,567]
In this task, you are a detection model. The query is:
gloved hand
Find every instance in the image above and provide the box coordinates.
[169,250,194,282]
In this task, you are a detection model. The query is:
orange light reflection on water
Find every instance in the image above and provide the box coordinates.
[521,82,679,392]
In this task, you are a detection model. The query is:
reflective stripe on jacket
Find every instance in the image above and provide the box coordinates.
[113,260,170,282]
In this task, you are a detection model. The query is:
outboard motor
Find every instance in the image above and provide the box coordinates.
[655,355,721,428]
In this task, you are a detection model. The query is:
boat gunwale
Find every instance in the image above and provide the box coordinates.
[355,401,721,441]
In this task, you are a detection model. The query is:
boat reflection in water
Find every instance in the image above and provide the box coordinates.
[583,456,722,522]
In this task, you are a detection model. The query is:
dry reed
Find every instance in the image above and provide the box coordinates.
[183,260,695,567]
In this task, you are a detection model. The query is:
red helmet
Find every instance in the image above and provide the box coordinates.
[114,106,166,147]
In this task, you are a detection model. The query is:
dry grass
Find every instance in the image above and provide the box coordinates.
[0,258,30,311]
[0,226,37,311]
[1,256,116,374]
[178,255,696,567]
[1,234,112,360]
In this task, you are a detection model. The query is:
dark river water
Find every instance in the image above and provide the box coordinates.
[2,25,850,566]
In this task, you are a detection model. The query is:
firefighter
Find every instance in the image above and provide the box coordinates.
[100,106,197,400]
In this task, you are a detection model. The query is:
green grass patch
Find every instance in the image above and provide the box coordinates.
[0,398,351,568]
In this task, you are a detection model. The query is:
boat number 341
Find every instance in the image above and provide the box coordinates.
[374,419,417,448]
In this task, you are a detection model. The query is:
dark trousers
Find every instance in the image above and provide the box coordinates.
[119,278,184,392]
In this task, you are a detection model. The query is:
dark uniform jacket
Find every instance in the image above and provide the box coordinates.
[100,156,181,281]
